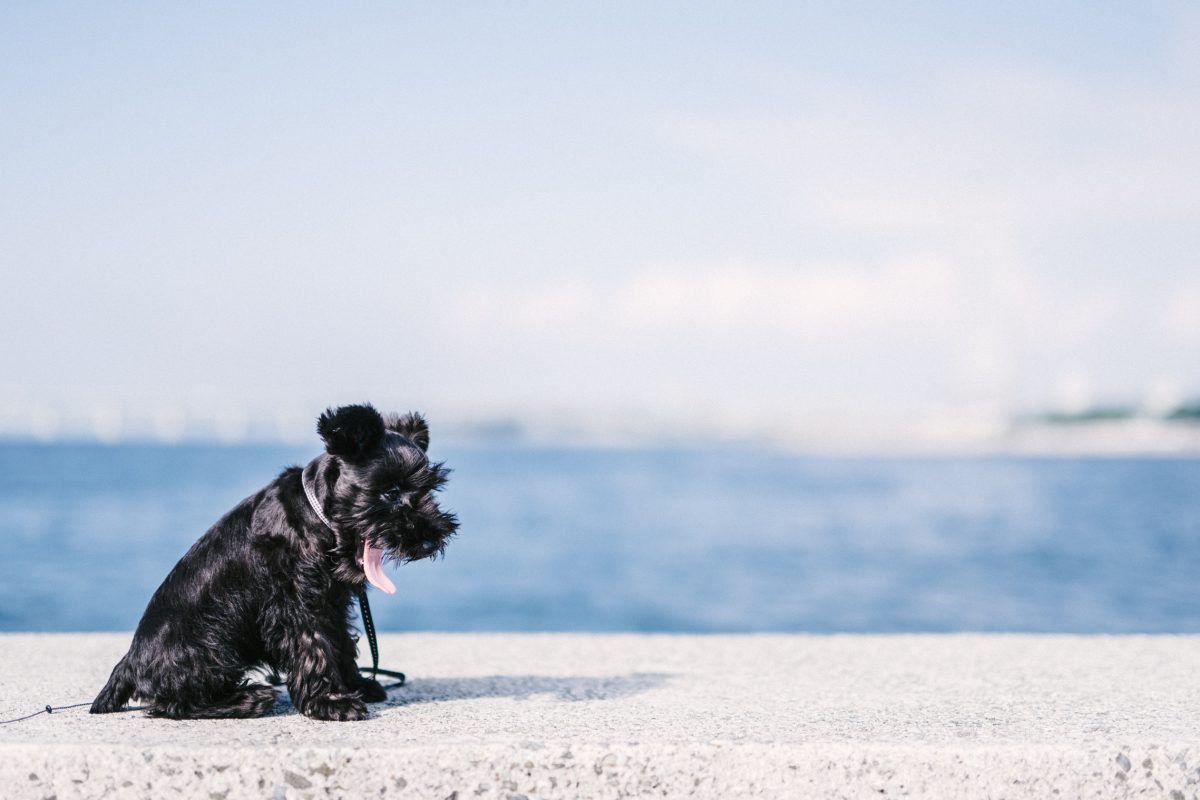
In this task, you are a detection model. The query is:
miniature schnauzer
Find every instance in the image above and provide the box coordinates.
[90,403,458,721]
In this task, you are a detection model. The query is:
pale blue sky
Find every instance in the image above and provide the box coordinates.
[2,2,1198,444]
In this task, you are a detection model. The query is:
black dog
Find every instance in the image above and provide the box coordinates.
[90,404,458,721]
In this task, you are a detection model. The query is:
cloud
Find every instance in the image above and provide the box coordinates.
[1165,283,1200,340]
[653,63,1200,239]
[613,259,956,338]
[451,257,965,340]
[443,257,1035,422]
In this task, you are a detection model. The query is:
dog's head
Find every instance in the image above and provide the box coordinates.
[316,404,458,586]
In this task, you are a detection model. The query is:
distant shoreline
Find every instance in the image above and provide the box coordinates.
[1,421,1199,456]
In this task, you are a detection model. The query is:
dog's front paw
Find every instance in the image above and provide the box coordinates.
[302,693,367,721]
[356,677,388,703]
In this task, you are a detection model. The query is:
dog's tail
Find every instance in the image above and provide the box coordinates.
[90,654,136,714]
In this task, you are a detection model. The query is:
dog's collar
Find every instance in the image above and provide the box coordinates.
[301,462,336,532]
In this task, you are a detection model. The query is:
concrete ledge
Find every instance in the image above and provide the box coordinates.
[2,633,1197,798]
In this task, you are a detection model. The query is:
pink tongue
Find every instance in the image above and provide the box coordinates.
[362,540,396,595]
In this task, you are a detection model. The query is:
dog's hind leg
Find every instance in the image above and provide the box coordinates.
[146,682,277,719]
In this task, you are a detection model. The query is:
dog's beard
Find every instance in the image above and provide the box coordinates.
[338,499,458,591]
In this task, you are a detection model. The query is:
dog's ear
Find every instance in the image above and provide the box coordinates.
[384,411,430,452]
[317,404,386,459]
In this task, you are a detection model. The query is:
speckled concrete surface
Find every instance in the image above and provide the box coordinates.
[1,633,1197,798]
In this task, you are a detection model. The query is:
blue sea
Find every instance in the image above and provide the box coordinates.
[1,442,1198,633]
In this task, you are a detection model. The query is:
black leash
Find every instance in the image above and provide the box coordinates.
[264,590,405,689]
[300,465,404,686]
[356,588,405,686]
[0,701,93,725]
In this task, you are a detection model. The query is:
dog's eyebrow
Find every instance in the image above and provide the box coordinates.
[382,447,427,477]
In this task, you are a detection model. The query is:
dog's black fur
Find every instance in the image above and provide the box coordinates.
[90,404,458,721]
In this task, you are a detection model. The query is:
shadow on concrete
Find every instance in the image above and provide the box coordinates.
[378,672,674,706]
[263,672,672,716]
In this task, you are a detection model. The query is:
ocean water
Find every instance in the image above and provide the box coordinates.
[1,442,1198,633]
